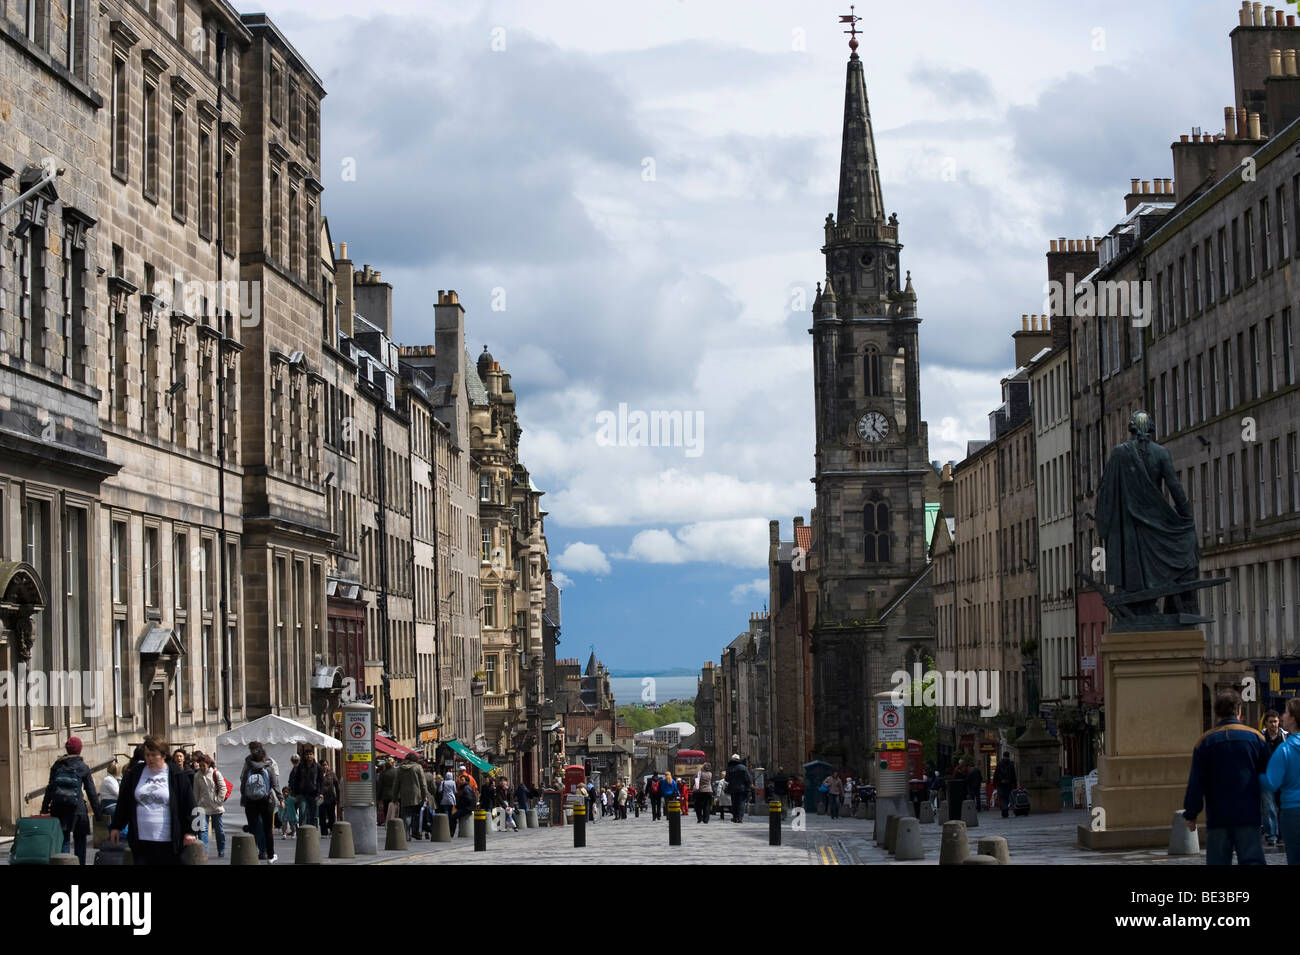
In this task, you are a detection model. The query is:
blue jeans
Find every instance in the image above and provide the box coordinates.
[1206,825,1267,865]
[1261,790,1280,841]
[201,813,226,855]
[296,795,318,828]
[1280,809,1300,865]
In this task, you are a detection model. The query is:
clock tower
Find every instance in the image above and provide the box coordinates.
[809,19,937,769]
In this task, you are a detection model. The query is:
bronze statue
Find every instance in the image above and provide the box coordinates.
[1092,410,1219,629]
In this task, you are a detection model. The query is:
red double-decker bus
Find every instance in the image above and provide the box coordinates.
[673,749,707,781]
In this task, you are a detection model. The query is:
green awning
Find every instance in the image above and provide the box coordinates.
[446,739,494,774]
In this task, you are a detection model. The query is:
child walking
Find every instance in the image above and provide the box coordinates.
[280,787,298,838]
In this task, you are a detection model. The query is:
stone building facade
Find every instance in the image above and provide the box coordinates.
[236,13,329,728]
[1128,8,1300,724]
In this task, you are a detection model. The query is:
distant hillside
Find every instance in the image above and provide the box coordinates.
[608,667,699,678]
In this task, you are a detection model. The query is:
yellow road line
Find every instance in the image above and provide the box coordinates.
[818,845,839,865]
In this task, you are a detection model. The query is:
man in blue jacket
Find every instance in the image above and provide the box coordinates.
[1182,689,1271,865]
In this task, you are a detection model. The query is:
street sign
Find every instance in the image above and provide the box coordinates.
[886,751,906,771]
[341,703,374,808]
[877,700,905,745]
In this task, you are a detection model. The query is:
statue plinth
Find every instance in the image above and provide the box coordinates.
[1077,628,1205,850]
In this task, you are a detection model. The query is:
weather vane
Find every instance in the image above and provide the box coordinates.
[840,6,862,55]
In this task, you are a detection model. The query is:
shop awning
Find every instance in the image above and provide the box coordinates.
[446,738,494,773]
[374,734,420,760]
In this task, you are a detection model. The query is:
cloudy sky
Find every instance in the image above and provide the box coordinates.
[259,0,1238,673]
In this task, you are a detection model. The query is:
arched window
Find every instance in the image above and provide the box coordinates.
[864,346,882,396]
[864,499,890,562]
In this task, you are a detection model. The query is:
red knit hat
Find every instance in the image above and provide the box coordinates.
[65,737,82,755]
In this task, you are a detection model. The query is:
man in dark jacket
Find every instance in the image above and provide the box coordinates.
[993,752,1018,818]
[1183,688,1271,865]
[772,767,790,817]
[966,761,984,812]
[289,747,323,829]
[725,755,753,824]
[41,736,101,865]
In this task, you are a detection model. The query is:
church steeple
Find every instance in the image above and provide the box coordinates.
[837,47,885,225]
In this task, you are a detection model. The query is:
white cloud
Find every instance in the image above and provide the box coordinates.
[551,571,574,590]
[552,541,612,575]
[624,518,770,568]
[729,578,768,604]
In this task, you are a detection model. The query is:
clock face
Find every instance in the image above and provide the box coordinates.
[857,412,890,442]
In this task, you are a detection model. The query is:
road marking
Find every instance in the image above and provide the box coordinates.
[818,844,839,865]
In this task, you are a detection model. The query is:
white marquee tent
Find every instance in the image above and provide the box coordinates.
[215,714,341,791]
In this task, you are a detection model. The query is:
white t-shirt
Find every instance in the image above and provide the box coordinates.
[134,765,172,843]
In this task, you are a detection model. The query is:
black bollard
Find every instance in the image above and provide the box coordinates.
[668,799,682,846]
[573,802,586,848]
[769,800,783,846]
[474,809,487,852]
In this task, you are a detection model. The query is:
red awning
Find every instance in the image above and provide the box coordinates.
[374,734,420,760]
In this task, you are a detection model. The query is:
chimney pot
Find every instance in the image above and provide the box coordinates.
[1249,111,1262,140]
[1267,6,1276,26]
[1238,107,1249,137]
[1022,314,1030,330]
[1286,49,1298,76]
[339,241,348,259]
[1049,239,1059,252]
[1254,2,1264,27]
[1142,180,1151,193]
[1271,48,1283,76]
[1226,106,1237,139]
[1278,8,1286,24]
[1130,177,1139,193]
[1180,133,1190,142]
[1289,15,1295,26]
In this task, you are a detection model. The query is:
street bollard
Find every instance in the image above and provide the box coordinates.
[50,853,79,865]
[385,817,408,851]
[474,809,487,852]
[526,809,538,829]
[294,825,322,865]
[939,820,970,866]
[769,800,783,846]
[181,841,208,865]
[668,799,682,846]
[230,833,259,865]
[428,813,450,843]
[330,821,357,858]
[573,802,586,848]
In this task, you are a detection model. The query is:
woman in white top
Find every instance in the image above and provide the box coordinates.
[109,736,198,865]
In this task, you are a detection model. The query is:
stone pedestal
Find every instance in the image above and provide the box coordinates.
[1013,718,1061,812]
[1077,628,1205,850]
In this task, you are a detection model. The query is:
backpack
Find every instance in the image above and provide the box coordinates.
[50,762,83,809]
[244,767,270,801]
[649,780,659,795]
[10,816,64,865]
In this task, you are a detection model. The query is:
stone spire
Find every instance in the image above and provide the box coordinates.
[837,49,885,225]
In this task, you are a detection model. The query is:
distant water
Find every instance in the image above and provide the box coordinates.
[610,675,698,706]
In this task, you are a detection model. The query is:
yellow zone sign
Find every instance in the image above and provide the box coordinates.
[880,742,906,751]
[345,753,372,761]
